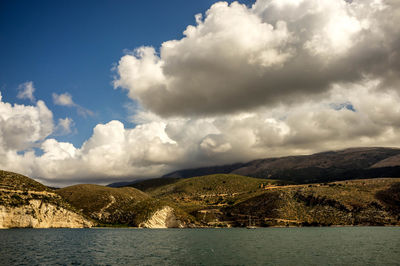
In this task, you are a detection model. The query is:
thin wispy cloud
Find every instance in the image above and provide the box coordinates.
[55,117,75,135]
[53,92,74,106]
[53,92,94,117]
[17,81,36,102]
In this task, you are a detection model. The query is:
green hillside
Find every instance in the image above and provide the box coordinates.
[129,174,400,227]
[57,184,168,226]
[148,174,286,194]
[223,178,400,226]
[129,177,180,192]
[2,169,399,228]
[142,174,288,213]
[0,170,51,192]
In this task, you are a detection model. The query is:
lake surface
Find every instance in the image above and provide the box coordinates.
[0,227,399,265]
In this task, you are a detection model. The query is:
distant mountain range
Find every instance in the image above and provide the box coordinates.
[162,147,400,184]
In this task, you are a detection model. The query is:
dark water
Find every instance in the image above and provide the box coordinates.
[0,227,399,265]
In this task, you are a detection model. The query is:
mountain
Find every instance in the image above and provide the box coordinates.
[163,147,400,183]
[57,184,190,228]
[134,174,287,215]
[132,173,400,227]
[163,163,246,179]
[224,178,400,227]
[125,177,181,192]
[0,170,93,228]
[106,180,138,188]
[2,168,399,228]
[370,154,400,168]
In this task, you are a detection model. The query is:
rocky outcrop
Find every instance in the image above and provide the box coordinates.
[0,170,93,228]
[139,206,184,228]
[0,199,93,228]
[0,187,93,229]
[92,195,116,220]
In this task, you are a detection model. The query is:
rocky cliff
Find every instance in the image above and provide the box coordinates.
[0,170,93,228]
[139,206,184,228]
[57,184,190,227]
[0,199,92,228]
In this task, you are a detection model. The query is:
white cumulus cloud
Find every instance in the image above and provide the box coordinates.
[1,78,400,186]
[0,92,53,151]
[114,0,400,117]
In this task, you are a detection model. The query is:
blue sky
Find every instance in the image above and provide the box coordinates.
[0,0,249,146]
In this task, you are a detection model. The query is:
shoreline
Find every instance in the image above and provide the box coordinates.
[2,224,399,230]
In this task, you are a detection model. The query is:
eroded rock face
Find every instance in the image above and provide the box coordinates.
[0,199,93,228]
[139,206,184,228]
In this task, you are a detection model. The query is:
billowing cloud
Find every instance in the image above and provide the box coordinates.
[17,81,36,102]
[28,80,400,185]
[0,92,53,151]
[53,92,94,117]
[2,78,400,186]
[114,0,400,117]
[0,92,54,176]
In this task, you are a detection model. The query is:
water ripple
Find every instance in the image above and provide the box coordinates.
[0,227,399,265]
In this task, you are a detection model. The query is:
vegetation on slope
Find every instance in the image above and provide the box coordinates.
[57,184,188,226]
[0,170,88,218]
[129,173,400,227]
[140,174,288,214]
[57,184,149,213]
[129,178,181,192]
[375,182,400,215]
[2,167,399,228]
[224,178,400,227]
[0,170,51,192]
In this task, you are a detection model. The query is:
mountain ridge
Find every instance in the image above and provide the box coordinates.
[161,147,400,184]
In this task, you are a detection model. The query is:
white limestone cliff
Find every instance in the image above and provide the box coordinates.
[139,206,184,228]
[0,199,93,228]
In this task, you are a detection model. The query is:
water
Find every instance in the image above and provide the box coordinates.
[0,227,399,265]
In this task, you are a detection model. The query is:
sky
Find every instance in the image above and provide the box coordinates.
[0,0,399,186]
